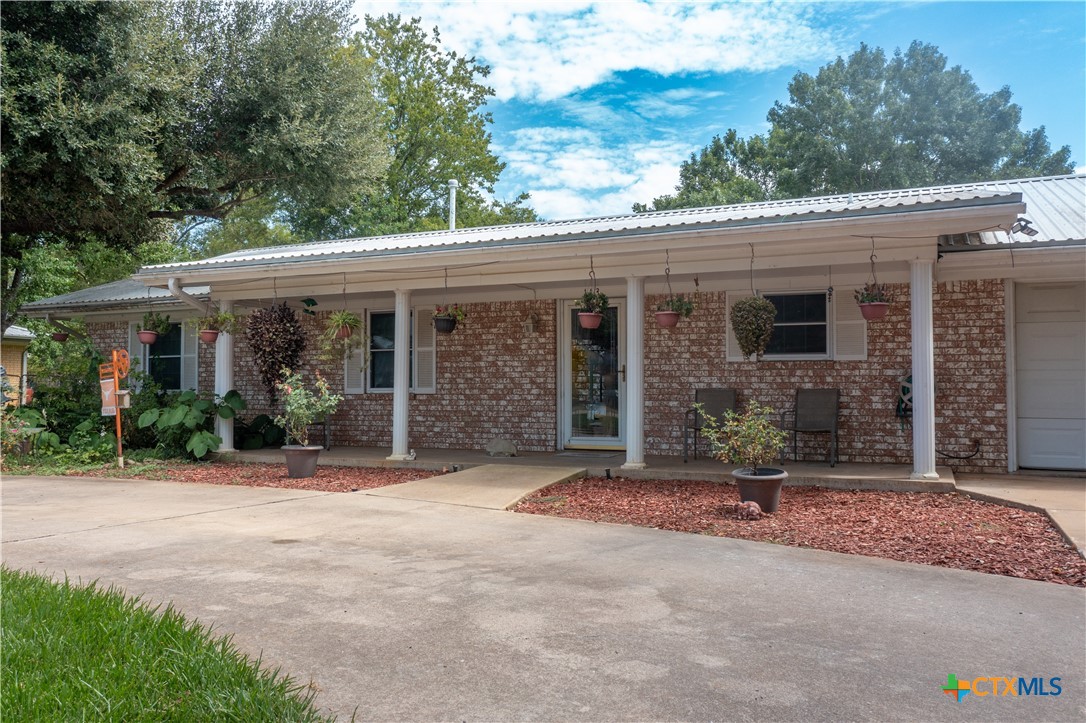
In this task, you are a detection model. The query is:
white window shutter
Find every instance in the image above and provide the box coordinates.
[412,308,436,394]
[834,290,868,360]
[344,313,366,393]
[127,322,146,386]
[181,324,199,390]
[726,292,752,362]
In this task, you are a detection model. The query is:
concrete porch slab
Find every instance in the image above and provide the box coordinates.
[365,464,586,510]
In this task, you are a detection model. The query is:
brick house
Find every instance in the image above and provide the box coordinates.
[24,175,1086,476]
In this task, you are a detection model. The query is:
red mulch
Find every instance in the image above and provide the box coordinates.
[70,462,440,493]
[514,477,1086,587]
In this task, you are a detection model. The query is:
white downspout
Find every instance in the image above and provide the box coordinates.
[167,277,210,313]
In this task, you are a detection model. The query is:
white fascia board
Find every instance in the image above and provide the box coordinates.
[937,245,1086,282]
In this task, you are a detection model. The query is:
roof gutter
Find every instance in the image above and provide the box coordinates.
[168,277,211,313]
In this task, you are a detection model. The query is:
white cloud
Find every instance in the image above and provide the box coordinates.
[354,1,836,102]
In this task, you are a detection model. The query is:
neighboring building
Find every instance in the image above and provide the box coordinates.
[1,325,35,405]
[23,175,1086,475]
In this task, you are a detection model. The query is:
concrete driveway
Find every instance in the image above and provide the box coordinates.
[3,475,1084,722]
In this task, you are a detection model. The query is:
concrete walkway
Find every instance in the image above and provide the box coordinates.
[367,464,585,510]
[3,475,1084,721]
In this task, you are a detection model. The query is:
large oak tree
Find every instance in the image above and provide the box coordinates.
[1,0,387,331]
[637,42,1074,212]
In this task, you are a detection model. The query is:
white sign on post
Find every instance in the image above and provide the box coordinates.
[100,377,117,416]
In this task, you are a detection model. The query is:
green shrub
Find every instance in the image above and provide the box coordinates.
[138,390,247,459]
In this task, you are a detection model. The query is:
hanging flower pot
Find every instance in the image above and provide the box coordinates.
[334,325,352,339]
[858,302,890,321]
[433,304,465,334]
[654,310,680,328]
[137,330,160,345]
[51,332,69,343]
[199,329,220,344]
[577,312,603,330]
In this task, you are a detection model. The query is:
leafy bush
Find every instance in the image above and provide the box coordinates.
[235,414,286,450]
[138,390,247,459]
[26,339,105,442]
[696,400,788,473]
[730,296,777,360]
[273,370,341,446]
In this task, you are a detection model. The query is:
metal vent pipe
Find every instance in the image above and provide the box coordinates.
[448,179,459,230]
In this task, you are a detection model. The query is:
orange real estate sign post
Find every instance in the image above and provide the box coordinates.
[99,350,130,468]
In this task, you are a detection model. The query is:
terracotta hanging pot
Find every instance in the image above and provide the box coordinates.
[199,329,220,344]
[334,325,352,339]
[858,302,890,321]
[577,312,603,330]
[654,310,680,328]
[137,330,159,345]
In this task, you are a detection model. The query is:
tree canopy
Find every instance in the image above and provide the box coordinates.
[1,0,387,331]
[637,41,1074,212]
[291,14,537,239]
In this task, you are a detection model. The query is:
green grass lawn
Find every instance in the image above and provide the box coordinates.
[1,566,331,721]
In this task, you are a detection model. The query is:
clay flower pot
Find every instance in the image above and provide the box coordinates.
[334,325,353,339]
[577,312,603,329]
[655,310,680,328]
[858,302,890,321]
[137,330,159,345]
[199,329,220,344]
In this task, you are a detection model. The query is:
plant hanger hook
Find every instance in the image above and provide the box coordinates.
[664,249,673,299]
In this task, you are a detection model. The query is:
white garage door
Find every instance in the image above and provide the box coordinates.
[1016,282,1086,470]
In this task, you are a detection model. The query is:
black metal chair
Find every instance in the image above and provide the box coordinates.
[683,388,738,462]
[780,388,840,466]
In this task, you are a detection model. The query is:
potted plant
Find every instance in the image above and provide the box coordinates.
[273,369,343,478]
[138,311,171,345]
[855,283,892,321]
[190,310,241,344]
[730,296,777,360]
[318,310,364,362]
[696,400,789,513]
[575,289,608,329]
[655,294,695,328]
[432,304,466,334]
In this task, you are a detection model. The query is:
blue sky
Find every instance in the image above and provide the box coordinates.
[354,1,1086,220]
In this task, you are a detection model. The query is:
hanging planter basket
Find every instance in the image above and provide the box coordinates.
[858,302,890,321]
[199,329,220,344]
[137,330,159,345]
[577,312,603,330]
[334,325,353,339]
[51,332,69,343]
[434,317,458,334]
[654,310,680,328]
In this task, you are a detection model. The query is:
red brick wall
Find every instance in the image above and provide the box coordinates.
[86,322,129,359]
[643,281,1007,473]
[84,281,1007,471]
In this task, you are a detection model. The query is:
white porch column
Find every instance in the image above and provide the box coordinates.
[215,299,235,452]
[387,289,412,460]
[910,260,938,479]
[621,276,647,470]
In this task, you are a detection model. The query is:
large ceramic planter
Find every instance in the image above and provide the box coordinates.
[577,312,603,329]
[282,445,322,478]
[654,310,680,328]
[433,316,458,334]
[731,467,789,514]
[858,302,889,321]
[137,330,159,345]
[199,329,220,344]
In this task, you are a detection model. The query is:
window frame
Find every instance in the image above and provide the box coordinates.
[762,291,831,361]
[366,309,407,393]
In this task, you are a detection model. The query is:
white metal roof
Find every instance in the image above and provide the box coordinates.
[137,181,1028,276]
[937,174,1084,247]
[2,325,35,341]
[22,278,210,313]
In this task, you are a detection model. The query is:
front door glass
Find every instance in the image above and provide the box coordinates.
[569,306,621,443]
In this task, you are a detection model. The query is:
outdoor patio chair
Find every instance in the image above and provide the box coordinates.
[306,415,332,450]
[780,388,840,467]
[683,388,738,462]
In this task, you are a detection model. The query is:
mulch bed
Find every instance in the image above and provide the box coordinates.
[70,462,440,493]
[514,477,1086,587]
